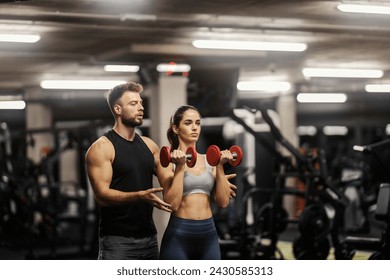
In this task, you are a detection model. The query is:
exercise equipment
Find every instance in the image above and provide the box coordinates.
[298,204,330,241]
[256,202,289,236]
[228,106,348,260]
[338,139,390,260]
[330,155,372,234]
[293,203,332,259]
[160,146,197,168]
[293,236,330,260]
[1,123,99,259]
[206,145,243,167]
[342,183,390,260]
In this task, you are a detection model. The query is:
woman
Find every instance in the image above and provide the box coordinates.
[157,105,234,260]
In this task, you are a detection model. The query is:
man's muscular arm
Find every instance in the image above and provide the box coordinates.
[85,136,171,212]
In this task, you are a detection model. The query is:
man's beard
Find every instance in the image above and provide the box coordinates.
[122,116,143,128]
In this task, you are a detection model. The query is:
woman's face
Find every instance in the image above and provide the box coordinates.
[175,109,201,144]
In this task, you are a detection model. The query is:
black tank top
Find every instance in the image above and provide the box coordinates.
[99,129,157,237]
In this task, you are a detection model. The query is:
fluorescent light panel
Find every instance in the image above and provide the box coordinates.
[0,33,41,43]
[323,126,349,136]
[104,65,139,72]
[192,40,307,52]
[297,126,317,136]
[302,68,383,78]
[0,100,26,110]
[156,63,191,72]
[297,93,347,103]
[365,84,390,92]
[337,4,390,15]
[237,81,291,92]
[40,80,127,90]
[0,94,23,101]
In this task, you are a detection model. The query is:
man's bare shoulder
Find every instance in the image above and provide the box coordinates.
[91,135,112,148]
[86,136,114,160]
[141,136,159,153]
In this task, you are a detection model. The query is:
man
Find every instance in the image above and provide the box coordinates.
[85,82,171,260]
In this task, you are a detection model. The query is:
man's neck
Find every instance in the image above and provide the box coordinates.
[113,124,136,141]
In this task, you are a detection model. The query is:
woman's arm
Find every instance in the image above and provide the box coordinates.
[156,149,187,211]
[213,150,234,208]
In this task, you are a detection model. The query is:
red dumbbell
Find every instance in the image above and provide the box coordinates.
[206,145,243,167]
[160,146,197,168]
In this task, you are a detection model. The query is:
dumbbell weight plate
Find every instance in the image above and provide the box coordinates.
[206,145,221,166]
[186,146,197,168]
[229,145,243,167]
[160,146,171,167]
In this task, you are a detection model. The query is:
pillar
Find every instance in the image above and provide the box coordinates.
[149,75,188,247]
[25,87,54,164]
[276,94,299,218]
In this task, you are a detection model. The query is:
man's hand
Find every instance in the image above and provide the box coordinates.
[140,187,172,212]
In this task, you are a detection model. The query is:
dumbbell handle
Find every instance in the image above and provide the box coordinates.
[230,152,239,159]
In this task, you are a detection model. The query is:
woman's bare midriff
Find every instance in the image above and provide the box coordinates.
[174,193,212,220]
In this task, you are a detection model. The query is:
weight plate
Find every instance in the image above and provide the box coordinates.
[293,236,330,260]
[160,146,171,167]
[206,145,221,166]
[298,204,330,241]
[186,146,197,168]
[229,145,243,167]
[256,203,288,236]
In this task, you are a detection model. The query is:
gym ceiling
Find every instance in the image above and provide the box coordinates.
[1,0,390,131]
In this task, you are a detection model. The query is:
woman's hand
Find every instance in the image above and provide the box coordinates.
[170,149,187,166]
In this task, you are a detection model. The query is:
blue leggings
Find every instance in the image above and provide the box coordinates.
[159,216,221,260]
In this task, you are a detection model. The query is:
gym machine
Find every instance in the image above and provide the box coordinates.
[1,122,100,259]
[228,106,350,259]
[340,139,390,259]
[221,107,299,259]
[1,122,41,256]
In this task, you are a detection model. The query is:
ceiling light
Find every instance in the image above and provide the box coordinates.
[337,4,390,15]
[0,33,41,43]
[0,100,26,110]
[365,84,390,92]
[156,63,191,72]
[237,81,291,92]
[192,40,307,52]
[104,65,140,72]
[297,126,317,136]
[302,68,383,78]
[120,13,157,21]
[297,93,347,103]
[40,80,127,90]
[323,126,349,136]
